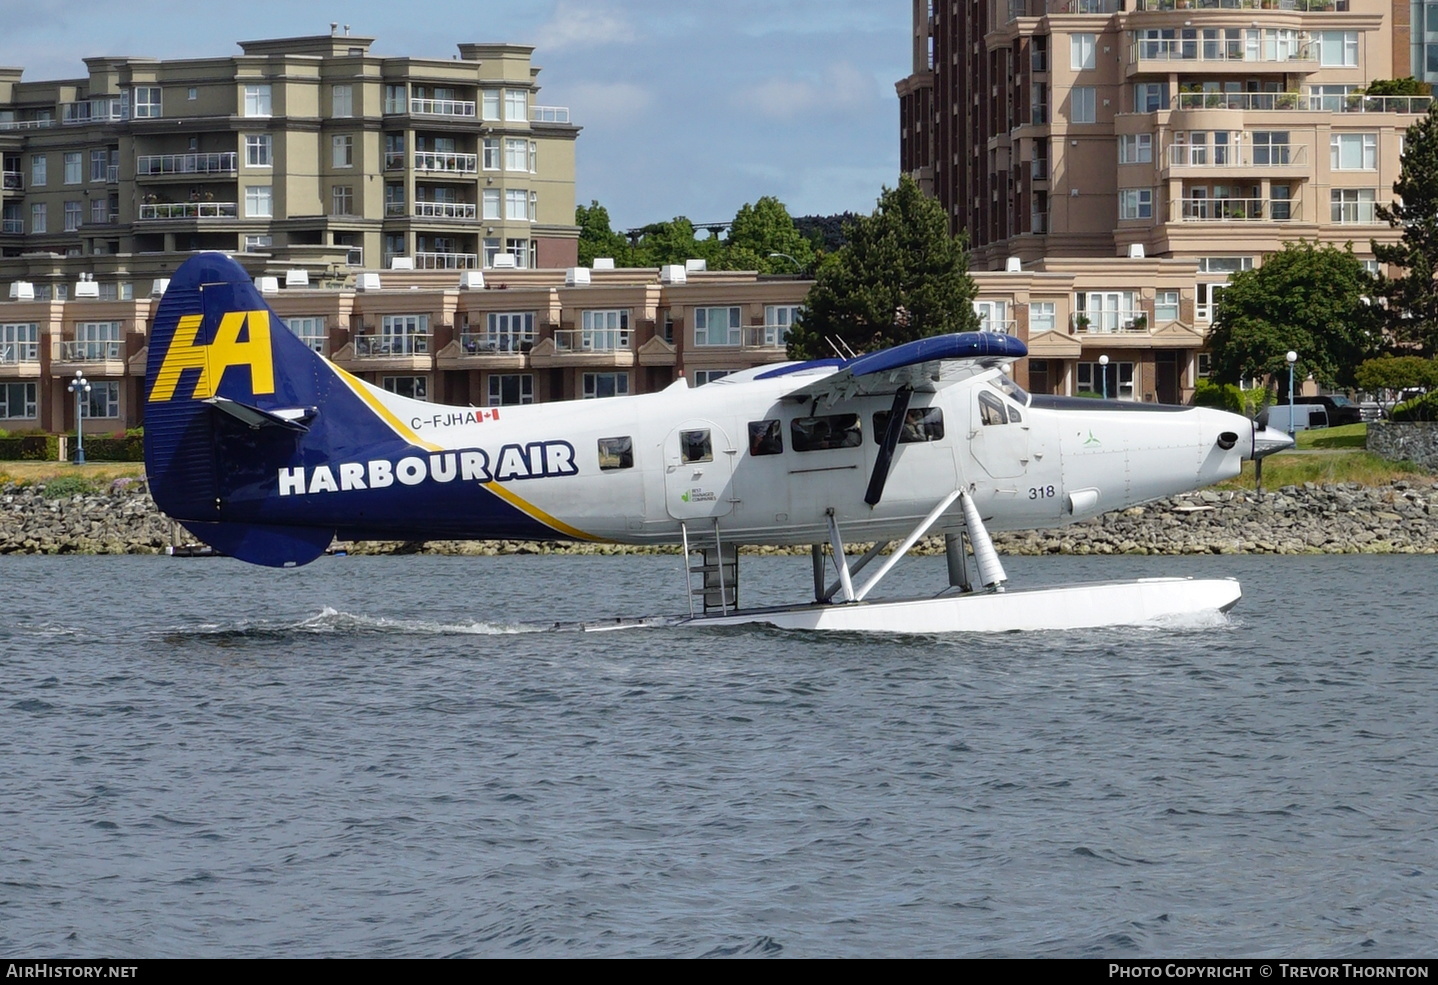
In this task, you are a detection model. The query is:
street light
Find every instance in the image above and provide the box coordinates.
[1285,350,1298,436]
[68,370,91,465]
[767,252,802,273]
[1099,354,1109,400]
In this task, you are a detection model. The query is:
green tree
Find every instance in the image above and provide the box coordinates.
[786,177,979,358]
[1373,106,1438,355]
[1354,354,1438,392]
[724,197,814,274]
[1206,241,1381,390]
[575,201,632,267]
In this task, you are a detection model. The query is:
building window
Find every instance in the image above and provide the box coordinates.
[1077,361,1135,400]
[1330,133,1376,170]
[1030,302,1056,333]
[384,85,406,114]
[90,198,107,224]
[1070,87,1096,124]
[90,149,108,182]
[331,185,353,215]
[32,202,48,233]
[504,138,531,171]
[333,84,353,118]
[1071,34,1096,72]
[332,134,354,168]
[474,312,534,353]
[381,376,428,401]
[694,306,743,346]
[482,138,500,171]
[1317,31,1359,68]
[1155,291,1180,322]
[244,234,273,252]
[481,90,500,121]
[379,314,430,355]
[1030,34,1048,73]
[1331,188,1377,224]
[504,89,527,121]
[244,84,272,117]
[64,152,81,184]
[63,201,82,231]
[245,185,273,218]
[1119,189,1153,221]
[582,372,629,399]
[763,305,799,346]
[74,321,122,360]
[0,382,38,419]
[488,374,534,406]
[187,87,198,101]
[581,310,630,351]
[81,381,121,419]
[0,323,39,366]
[31,155,46,187]
[286,316,327,353]
[482,188,500,220]
[505,239,530,268]
[1118,134,1152,164]
[245,134,272,167]
[1134,82,1167,114]
[133,87,161,118]
[1252,131,1291,166]
[692,371,733,386]
[1031,84,1049,125]
[483,238,501,267]
[505,188,529,221]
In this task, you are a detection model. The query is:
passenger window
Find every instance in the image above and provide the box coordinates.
[748,419,783,456]
[680,429,712,463]
[791,414,862,451]
[1007,405,1022,424]
[873,407,945,443]
[978,391,1007,426]
[597,436,633,471]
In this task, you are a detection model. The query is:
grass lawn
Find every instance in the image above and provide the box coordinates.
[0,461,145,485]
[1216,422,1433,490]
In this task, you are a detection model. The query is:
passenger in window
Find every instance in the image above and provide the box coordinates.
[748,420,782,456]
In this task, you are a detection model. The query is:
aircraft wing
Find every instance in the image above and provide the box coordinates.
[760,332,1029,407]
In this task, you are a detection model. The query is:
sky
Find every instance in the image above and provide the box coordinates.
[0,0,912,230]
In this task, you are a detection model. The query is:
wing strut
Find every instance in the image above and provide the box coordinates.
[864,385,913,506]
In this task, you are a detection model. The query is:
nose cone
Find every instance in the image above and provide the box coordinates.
[1250,424,1295,460]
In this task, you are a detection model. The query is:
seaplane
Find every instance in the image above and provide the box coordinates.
[143,252,1293,633]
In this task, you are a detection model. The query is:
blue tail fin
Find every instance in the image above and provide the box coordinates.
[144,253,361,566]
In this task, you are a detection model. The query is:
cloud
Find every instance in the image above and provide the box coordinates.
[732,62,879,121]
[534,0,637,52]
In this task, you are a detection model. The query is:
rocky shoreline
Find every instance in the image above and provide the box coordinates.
[4,475,1438,558]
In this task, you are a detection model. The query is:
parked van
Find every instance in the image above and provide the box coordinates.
[1267,403,1329,433]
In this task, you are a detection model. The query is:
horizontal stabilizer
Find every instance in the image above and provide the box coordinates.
[204,396,315,432]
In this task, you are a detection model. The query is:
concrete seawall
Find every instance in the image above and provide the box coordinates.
[5,476,1437,558]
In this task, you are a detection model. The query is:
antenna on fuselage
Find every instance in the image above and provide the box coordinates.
[823,336,859,360]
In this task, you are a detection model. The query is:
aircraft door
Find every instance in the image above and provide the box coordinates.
[664,420,736,519]
[969,388,1031,479]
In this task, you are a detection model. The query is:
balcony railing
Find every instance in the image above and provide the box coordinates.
[3,172,22,190]
[554,328,631,353]
[1073,311,1149,334]
[0,341,39,363]
[0,118,55,130]
[410,97,476,117]
[530,105,570,124]
[1175,196,1296,221]
[138,202,238,219]
[413,251,478,269]
[1165,143,1309,168]
[61,100,123,125]
[1171,92,1432,113]
[384,152,405,171]
[1135,0,1345,9]
[1008,0,1119,17]
[136,152,238,176]
[412,152,478,174]
[978,319,1019,336]
[353,335,431,357]
[412,201,476,220]
[1131,38,1313,66]
[2,219,23,234]
[460,332,533,355]
[61,340,123,361]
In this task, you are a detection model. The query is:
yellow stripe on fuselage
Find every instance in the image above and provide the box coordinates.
[482,480,601,542]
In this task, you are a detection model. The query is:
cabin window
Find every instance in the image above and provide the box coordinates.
[748,420,783,456]
[598,436,633,471]
[873,407,945,443]
[791,414,861,452]
[680,429,712,464]
[381,376,428,401]
[978,391,1007,426]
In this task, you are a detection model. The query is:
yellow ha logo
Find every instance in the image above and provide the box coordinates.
[149,310,275,402]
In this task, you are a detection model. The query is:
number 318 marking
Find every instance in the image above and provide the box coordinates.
[1028,485,1056,500]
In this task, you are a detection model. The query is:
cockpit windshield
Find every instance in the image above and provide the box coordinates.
[989,374,1030,407]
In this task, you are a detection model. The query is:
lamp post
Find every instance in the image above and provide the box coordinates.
[68,370,90,465]
[767,252,802,274]
[1099,354,1109,400]
[1285,350,1298,436]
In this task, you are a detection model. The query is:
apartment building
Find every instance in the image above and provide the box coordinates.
[899,0,1427,402]
[0,262,811,435]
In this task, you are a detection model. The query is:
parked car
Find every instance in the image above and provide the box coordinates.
[1268,403,1329,433]
[1290,394,1363,426]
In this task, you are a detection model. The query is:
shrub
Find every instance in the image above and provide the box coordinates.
[1390,391,1438,422]
[0,434,60,460]
[1193,379,1271,417]
[39,475,98,500]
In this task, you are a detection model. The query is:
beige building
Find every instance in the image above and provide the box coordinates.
[899,0,1426,402]
[0,262,811,435]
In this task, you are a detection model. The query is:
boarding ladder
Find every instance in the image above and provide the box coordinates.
[681,519,737,617]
